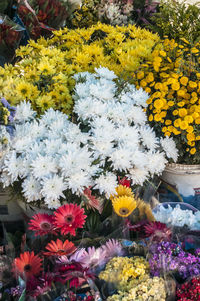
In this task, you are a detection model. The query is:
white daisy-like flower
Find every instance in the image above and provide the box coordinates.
[160,137,178,162]
[74,82,90,99]
[73,97,94,120]
[109,147,133,171]
[94,172,117,196]
[45,199,61,209]
[22,176,42,202]
[131,87,149,107]
[146,151,167,175]
[15,101,36,122]
[0,171,13,187]
[3,151,23,182]
[66,171,92,194]
[31,155,58,179]
[91,138,114,159]
[127,106,147,125]
[41,108,67,125]
[139,126,159,151]
[44,139,62,156]
[13,136,33,153]
[128,167,149,185]
[90,83,115,101]
[41,175,67,202]
[131,149,148,170]
[94,66,117,80]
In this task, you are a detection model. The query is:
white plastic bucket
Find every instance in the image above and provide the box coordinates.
[161,163,200,197]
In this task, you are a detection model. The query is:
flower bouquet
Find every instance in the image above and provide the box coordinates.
[0,203,126,300]
[0,68,178,214]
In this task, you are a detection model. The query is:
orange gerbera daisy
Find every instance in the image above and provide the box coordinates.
[43,239,77,257]
[14,251,42,279]
[53,204,87,236]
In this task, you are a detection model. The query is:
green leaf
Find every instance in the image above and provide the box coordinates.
[18,289,26,301]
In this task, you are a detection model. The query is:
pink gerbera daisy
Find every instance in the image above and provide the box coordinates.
[53,204,87,236]
[28,213,57,236]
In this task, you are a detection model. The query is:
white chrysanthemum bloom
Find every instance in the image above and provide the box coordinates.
[49,118,69,134]
[41,175,67,203]
[3,151,24,182]
[74,82,90,99]
[73,97,95,120]
[128,168,149,185]
[131,150,148,170]
[41,108,67,125]
[139,126,159,151]
[31,155,58,179]
[13,136,33,153]
[14,101,36,122]
[45,199,61,209]
[22,176,42,202]
[90,82,115,101]
[94,172,117,196]
[116,125,139,147]
[95,66,117,80]
[28,120,47,139]
[66,171,92,194]
[109,147,133,171]
[131,88,149,108]
[44,139,62,156]
[146,151,167,175]
[91,138,114,159]
[160,137,178,162]
[127,106,147,125]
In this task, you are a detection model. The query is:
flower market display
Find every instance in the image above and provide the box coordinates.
[2,1,200,300]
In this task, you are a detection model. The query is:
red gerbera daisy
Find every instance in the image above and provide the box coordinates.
[53,204,87,236]
[28,213,57,236]
[43,239,77,256]
[144,221,172,241]
[14,251,42,279]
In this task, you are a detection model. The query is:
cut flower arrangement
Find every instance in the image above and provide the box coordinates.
[0,68,178,209]
[135,37,200,164]
[0,22,159,115]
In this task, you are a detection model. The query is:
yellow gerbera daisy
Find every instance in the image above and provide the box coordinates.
[110,185,134,201]
[112,196,137,217]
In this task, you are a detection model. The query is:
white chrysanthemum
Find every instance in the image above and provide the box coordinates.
[131,150,148,170]
[13,136,33,153]
[44,139,62,156]
[31,155,58,179]
[90,83,115,101]
[74,82,91,99]
[139,126,159,150]
[28,120,46,139]
[131,88,149,107]
[94,172,117,196]
[45,199,61,209]
[41,108,67,125]
[49,118,69,134]
[22,176,42,202]
[41,175,67,202]
[15,101,36,122]
[60,148,92,177]
[146,151,167,175]
[95,66,117,80]
[160,137,178,162]
[128,167,149,185]
[3,152,24,182]
[73,97,94,120]
[127,106,147,125]
[91,139,114,159]
[67,171,92,194]
[116,125,139,147]
[109,147,133,171]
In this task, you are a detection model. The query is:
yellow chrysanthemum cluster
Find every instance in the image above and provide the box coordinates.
[135,37,200,162]
[107,276,166,301]
[99,256,150,291]
[0,23,159,115]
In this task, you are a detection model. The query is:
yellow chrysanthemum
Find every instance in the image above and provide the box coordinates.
[15,81,33,99]
[112,196,137,217]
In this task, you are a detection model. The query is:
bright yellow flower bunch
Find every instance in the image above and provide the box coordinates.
[107,276,166,301]
[0,23,159,116]
[135,37,200,164]
[110,185,155,221]
[99,256,149,291]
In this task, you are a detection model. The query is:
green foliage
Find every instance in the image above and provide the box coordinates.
[150,0,200,43]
